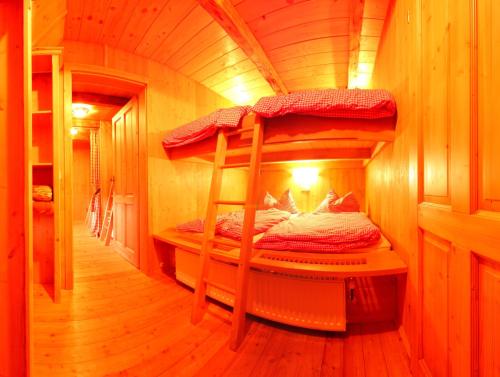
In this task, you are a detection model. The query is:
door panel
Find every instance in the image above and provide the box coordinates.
[478,0,500,211]
[421,232,450,377]
[422,0,450,203]
[112,97,139,266]
[477,258,500,377]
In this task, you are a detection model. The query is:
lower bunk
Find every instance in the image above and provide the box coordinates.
[153,229,407,332]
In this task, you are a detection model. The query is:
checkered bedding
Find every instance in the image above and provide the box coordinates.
[252,89,396,119]
[162,106,251,148]
[253,212,381,253]
[176,208,291,240]
[162,89,396,149]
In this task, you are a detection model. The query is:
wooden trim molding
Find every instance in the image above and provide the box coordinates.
[418,203,500,263]
[469,0,479,213]
[198,0,288,95]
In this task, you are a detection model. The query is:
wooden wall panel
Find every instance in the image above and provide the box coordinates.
[364,0,422,369]
[259,161,365,213]
[72,139,91,222]
[478,0,500,212]
[422,0,450,203]
[476,257,500,377]
[421,233,450,377]
[0,1,28,375]
[32,0,66,47]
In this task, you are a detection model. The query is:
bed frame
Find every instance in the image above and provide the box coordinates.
[154,229,406,332]
[157,111,405,349]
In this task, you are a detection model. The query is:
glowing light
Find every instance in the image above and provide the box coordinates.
[70,127,79,136]
[72,103,92,118]
[292,167,319,191]
[349,73,372,89]
[232,85,251,105]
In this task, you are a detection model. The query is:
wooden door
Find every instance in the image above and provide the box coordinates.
[416,1,500,376]
[112,97,139,267]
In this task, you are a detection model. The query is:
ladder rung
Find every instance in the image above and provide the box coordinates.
[209,237,241,248]
[214,200,246,206]
[204,278,236,295]
[220,162,250,169]
[225,127,254,137]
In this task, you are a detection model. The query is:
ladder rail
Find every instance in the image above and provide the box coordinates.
[191,113,264,351]
[191,130,229,324]
[229,116,264,350]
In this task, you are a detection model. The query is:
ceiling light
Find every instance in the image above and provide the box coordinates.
[72,103,91,118]
[70,127,79,136]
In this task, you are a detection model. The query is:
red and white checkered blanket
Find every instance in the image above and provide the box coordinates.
[252,89,396,119]
[162,106,251,148]
[162,89,396,149]
[254,212,381,253]
[176,208,291,240]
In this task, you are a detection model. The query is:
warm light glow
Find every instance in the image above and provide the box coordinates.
[292,167,319,191]
[70,127,79,136]
[72,103,92,118]
[231,85,251,105]
[348,73,372,89]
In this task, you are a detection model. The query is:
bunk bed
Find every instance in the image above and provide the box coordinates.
[154,88,407,349]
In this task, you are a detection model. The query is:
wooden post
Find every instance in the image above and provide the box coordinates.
[0,0,30,375]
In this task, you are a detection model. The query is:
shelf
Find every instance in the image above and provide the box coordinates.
[33,162,53,168]
[33,110,52,116]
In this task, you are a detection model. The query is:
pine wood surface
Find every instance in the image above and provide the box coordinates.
[33,0,393,104]
[33,225,412,376]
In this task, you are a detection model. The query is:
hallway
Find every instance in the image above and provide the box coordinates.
[33,226,412,376]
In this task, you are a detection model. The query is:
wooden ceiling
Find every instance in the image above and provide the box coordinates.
[64,0,392,105]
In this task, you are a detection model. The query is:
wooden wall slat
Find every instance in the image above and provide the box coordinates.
[478,0,500,212]
[142,1,208,62]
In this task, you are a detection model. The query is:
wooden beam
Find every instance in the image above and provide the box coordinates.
[198,0,288,95]
[348,0,366,88]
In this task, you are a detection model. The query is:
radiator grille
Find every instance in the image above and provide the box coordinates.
[260,253,367,266]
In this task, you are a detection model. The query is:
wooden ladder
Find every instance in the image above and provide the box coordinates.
[191,114,264,350]
[100,178,114,246]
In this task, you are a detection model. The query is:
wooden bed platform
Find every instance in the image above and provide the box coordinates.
[154,228,406,278]
[154,229,407,332]
[167,113,396,164]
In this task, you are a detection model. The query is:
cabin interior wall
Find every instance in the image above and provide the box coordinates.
[365,0,420,360]
[62,41,245,274]
[0,1,28,375]
[259,161,365,213]
[367,1,500,376]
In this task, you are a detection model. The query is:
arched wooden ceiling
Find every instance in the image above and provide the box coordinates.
[61,0,392,105]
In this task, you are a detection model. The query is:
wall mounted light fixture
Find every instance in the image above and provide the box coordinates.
[292,167,319,191]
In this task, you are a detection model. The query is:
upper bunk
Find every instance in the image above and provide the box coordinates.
[162,89,397,164]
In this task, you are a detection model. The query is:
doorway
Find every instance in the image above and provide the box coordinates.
[65,71,148,285]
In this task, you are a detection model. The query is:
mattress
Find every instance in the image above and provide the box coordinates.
[176,211,382,254]
[162,89,397,149]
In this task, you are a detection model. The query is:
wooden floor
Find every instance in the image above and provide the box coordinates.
[33,225,413,377]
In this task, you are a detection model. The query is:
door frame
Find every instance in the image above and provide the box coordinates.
[62,64,149,289]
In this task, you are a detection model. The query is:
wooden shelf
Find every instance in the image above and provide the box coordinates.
[33,110,53,116]
[33,162,53,168]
